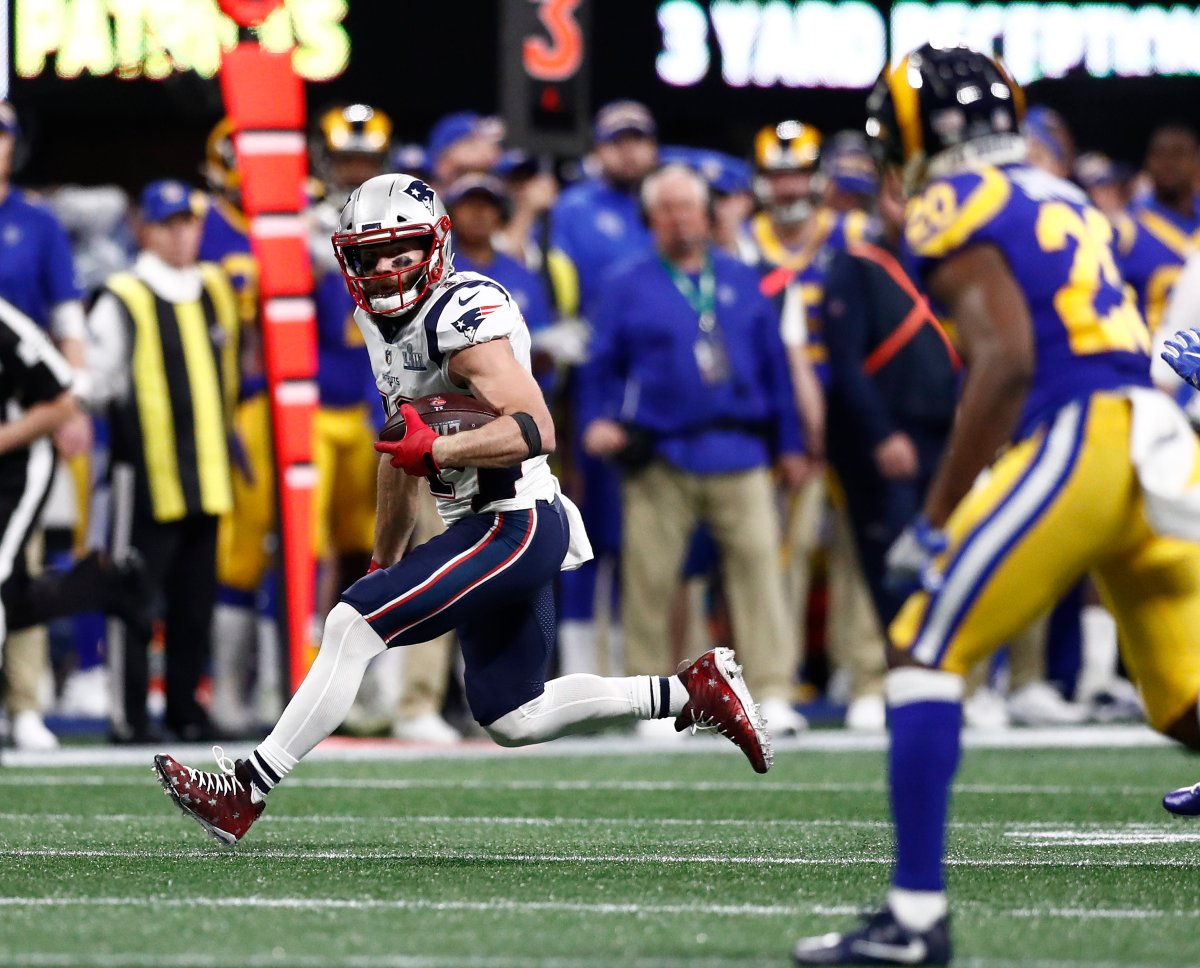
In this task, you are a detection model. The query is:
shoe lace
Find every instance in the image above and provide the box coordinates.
[181,746,244,797]
[682,657,766,738]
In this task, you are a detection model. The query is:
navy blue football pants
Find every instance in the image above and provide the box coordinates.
[340,498,568,726]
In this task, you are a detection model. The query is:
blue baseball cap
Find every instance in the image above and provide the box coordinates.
[1025,106,1072,166]
[702,152,752,197]
[493,148,541,179]
[427,112,483,166]
[660,146,751,197]
[443,173,508,209]
[1075,151,1129,189]
[593,100,656,144]
[390,142,431,179]
[139,180,203,223]
[821,132,878,195]
[0,102,18,136]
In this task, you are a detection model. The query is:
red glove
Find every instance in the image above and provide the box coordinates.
[366,559,384,574]
[373,404,441,477]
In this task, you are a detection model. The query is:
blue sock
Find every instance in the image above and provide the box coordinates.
[888,698,962,892]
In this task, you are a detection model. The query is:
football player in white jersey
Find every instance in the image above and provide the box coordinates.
[153,174,774,844]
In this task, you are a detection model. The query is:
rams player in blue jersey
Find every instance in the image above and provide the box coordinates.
[1116,124,1200,335]
[199,118,277,733]
[793,44,1200,965]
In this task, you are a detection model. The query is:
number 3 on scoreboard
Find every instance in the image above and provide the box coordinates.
[1035,202,1149,356]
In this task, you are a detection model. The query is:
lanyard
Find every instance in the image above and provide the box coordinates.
[661,253,717,332]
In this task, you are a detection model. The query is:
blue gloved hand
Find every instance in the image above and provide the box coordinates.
[1161,329,1200,391]
[884,514,948,596]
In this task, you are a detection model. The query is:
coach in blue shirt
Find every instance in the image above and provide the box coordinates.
[580,162,807,721]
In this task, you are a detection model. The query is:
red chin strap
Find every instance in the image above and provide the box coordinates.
[332,216,450,316]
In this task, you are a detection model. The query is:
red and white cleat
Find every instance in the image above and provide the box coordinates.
[152,746,265,844]
[675,647,774,773]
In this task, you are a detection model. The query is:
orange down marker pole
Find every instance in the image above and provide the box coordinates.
[218,0,318,692]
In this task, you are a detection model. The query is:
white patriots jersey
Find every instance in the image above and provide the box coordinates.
[354,270,558,526]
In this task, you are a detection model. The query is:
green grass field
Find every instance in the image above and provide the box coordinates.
[2,736,1200,967]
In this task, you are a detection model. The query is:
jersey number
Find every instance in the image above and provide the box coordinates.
[1035,203,1149,356]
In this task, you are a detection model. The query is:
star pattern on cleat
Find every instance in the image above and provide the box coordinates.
[674,647,774,774]
[151,746,265,844]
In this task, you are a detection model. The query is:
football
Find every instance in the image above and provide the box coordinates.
[378,392,501,441]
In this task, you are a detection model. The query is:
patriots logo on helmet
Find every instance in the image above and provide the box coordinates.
[404,178,436,214]
[450,304,501,343]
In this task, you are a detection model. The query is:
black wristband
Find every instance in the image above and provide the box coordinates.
[511,411,542,460]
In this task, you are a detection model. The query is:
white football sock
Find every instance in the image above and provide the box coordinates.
[887,887,949,932]
[249,602,385,796]
[557,619,598,675]
[484,674,686,748]
[211,603,256,727]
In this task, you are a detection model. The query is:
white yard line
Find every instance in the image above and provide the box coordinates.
[0,894,1195,923]
[0,812,1185,834]
[0,774,1167,795]
[1,955,777,968]
[0,723,1170,769]
[4,846,1198,866]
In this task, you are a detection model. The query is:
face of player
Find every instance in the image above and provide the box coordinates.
[712,191,753,244]
[763,169,815,214]
[1087,182,1129,220]
[1146,129,1200,200]
[435,136,503,188]
[356,238,432,299]
[647,173,711,259]
[596,133,658,188]
[144,212,203,269]
[450,195,502,250]
[328,152,386,194]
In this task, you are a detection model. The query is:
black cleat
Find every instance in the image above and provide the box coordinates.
[793,907,951,965]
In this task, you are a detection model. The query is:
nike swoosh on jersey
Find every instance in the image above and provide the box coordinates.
[457,292,474,305]
[849,938,928,964]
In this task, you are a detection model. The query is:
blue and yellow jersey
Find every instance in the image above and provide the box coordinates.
[905,163,1151,437]
[314,270,372,409]
[1115,196,1200,333]
[748,207,873,378]
[199,197,258,323]
[199,197,263,397]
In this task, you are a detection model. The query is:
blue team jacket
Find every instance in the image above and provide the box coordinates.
[550,177,652,317]
[579,247,804,475]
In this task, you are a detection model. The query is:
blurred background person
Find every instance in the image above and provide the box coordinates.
[745,119,880,727]
[550,100,660,679]
[580,163,806,737]
[1075,152,1133,221]
[822,168,959,730]
[426,111,503,189]
[819,131,878,215]
[88,180,239,743]
[0,99,92,750]
[1117,122,1200,336]
[1024,105,1076,180]
[200,118,279,735]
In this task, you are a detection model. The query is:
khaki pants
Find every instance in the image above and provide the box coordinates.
[826,501,887,701]
[622,463,796,701]
[396,490,455,719]
[783,475,887,701]
[4,532,47,715]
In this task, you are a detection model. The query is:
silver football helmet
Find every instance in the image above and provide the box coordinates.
[331,173,454,316]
